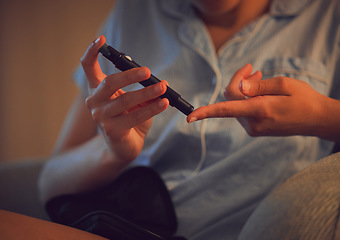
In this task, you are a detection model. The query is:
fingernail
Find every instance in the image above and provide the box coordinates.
[94,37,101,44]
[240,80,251,93]
[91,37,101,47]
[188,117,198,123]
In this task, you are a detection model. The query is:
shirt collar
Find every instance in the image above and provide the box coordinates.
[160,0,314,19]
[269,0,314,16]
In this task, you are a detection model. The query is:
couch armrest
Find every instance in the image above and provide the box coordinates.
[238,152,340,240]
[0,160,48,220]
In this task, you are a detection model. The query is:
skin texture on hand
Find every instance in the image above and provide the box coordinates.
[187,64,340,142]
[82,35,169,163]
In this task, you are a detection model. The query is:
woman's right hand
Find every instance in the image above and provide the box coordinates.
[81,36,169,165]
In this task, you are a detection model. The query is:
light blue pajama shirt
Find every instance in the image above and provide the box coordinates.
[74,0,340,239]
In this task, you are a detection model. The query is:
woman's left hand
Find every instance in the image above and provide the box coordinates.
[187,64,340,141]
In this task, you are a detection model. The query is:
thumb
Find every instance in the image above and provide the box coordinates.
[80,35,107,88]
[238,70,263,97]
[224,63,253,100]
[240,76,292,97]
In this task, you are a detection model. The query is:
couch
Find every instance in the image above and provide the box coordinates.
[0,159,48,220]
[238,151,340,240]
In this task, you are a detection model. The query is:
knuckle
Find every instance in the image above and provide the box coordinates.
[131,102,158,125]
[247,80,266,96]
[133,110,147,124]
[116,94,129,109]
[245,118,265,137]
[248,125,262,137]
[258,103,271,119]
[101,76,120,92]
[101,77,119,93]
[276,76,289,90]
[91,108,102,122]
[101,78,111,88]
[85,96,94,109]
[257,81,266,95]
[245,102,271,137]
[100,120,114,134]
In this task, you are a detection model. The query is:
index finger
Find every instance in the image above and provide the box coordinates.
[88,67,152,103]
[187,99,260,123]
[80,35,107,88]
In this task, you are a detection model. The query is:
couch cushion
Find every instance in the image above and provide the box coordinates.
[238,152,340,240]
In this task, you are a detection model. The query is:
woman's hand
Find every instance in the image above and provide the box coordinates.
[82,36,169,164]
[187,64,340,141]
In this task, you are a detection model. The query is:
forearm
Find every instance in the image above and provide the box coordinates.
[38,135,127,204]
[314,96,340,143]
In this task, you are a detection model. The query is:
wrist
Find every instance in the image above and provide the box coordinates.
[312,96,340,142]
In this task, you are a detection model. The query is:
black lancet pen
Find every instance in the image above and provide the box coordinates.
[99,44,194,116]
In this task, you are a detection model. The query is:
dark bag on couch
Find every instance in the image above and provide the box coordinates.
[45,166,186,240]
